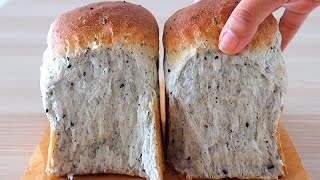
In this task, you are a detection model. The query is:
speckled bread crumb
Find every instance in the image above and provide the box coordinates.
[164,0,287,179]
[41,2,163,180]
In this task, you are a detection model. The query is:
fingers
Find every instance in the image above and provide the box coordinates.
[284,0,320,13]
[219,0,285,55]
[280,1,319,50]
[279,10,309,50]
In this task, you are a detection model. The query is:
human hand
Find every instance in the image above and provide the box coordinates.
[194,0,320,55]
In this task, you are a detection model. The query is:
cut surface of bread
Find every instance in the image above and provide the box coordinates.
[40,2,163,180]
[164,0,287,179]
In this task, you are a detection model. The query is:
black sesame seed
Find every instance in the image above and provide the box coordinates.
[187,156,191,161]
[204,125,208,128]
[266,141,269,143]
[83,72,86,76]
[45,109,48,113]
[90,7,94,10]
[223,169,227,174]
[67,57,70,61]
[268,165,274,169]
[67,64,71,68]
[215,56,219,59]
[62,115,66,118]
[246,122,249,127]
[120,84,125,88]
[71,82,73,86]
[168,69,171,73]
[101,18,107,25]
[71,122,74,127]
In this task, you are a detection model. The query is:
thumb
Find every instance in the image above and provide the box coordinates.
[219,0,284,55]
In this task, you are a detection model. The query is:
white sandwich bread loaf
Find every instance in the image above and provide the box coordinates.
[164,0,288,179]
[40,2,164,179]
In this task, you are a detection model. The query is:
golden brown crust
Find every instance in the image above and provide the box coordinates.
[153,101,165,180]
[49,1,159,58]
[163,0,278,64]
[46,125,58,178]
[277,121,287,177]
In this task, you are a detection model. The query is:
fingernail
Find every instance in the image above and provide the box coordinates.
[219,29,239,55]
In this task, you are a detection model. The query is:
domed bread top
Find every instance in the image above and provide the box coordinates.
[163,0,278,63]
[47,1,159,58]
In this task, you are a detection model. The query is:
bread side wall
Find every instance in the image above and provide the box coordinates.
[164,33,287,179]
[41,46,161,179]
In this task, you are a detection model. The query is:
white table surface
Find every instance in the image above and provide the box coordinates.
[0,0,319,179]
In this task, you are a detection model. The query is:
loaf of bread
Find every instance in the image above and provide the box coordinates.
[164,0,287,179]
[40,2,163,179]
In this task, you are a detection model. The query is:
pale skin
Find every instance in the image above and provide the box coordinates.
[195,0,320,55]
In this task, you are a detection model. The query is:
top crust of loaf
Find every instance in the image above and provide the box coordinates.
[47,1,159,58]
[163,0,278,64]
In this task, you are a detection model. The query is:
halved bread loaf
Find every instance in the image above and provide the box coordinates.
[40,2,163,179]
[164,0,287,179]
